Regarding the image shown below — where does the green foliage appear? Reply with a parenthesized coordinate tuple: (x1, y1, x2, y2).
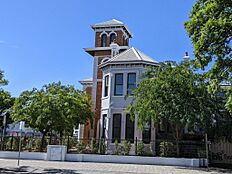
(11, 82, 93, 138)
(90, 138, 98, 154)
(185, 0, 232, 111)
(0, 69, 8, 86)
(137, 141, 144, 156)
(127, 62, 222, 155)
(6, 137, 19, 151)
(99, 139, 106, 154)
(0, 90, 14, 129)
(114, 140, 121, 155)
(121, 140, 131, 155)
(159, 141, 175, 157)
(76, 140, 86, 153)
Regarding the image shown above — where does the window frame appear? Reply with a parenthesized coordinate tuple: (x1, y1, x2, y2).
(101, 34, 107, 47)
(102, 114, 107, 138)
(114, 73, 124, 96)
(125, 114, 135, 143)
(112, 113, 121, 143)
(110, 33, 116, 44)
(127, 73, 136, 95)
(104, 75, 109, 97)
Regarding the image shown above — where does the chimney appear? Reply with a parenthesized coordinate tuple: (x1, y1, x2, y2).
(110, 40, 119, 57)
(183, 52, 190, 62)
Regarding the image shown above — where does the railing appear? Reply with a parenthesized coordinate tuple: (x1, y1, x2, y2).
(0, 135, 207, 158)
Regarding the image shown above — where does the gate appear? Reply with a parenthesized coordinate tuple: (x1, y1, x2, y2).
(209, 139, 232, 168)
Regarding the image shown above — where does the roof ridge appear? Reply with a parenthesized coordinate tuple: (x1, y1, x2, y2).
(132, 47, 142, 60)
(108, 47, 132, 62)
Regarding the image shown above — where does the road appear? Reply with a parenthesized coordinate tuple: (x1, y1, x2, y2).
(0, 159, 231, 174)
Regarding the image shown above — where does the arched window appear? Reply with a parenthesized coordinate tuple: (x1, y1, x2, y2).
(110, 33, 116, 44)
(101, 34, 107, 47)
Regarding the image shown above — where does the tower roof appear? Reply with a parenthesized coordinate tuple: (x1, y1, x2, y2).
(91, 19, 132, 38)
(99, 47, 159, 68)
(92, 19, 124, 27)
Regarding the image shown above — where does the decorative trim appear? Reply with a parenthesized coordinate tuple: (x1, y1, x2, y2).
(100, 31, 109, 37)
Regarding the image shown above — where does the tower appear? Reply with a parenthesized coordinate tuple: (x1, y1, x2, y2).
(84, 19, 132, 138)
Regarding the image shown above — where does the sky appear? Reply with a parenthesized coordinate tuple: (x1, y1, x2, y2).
(0, 0, 196, 97)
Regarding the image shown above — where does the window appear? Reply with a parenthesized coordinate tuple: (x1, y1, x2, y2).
(101, 34, 107, 47)
(125, 114, 134, 143)
(110, 33, 116, 44)
(102, 114, 107, 138)
(104, 75, 109, 97)
(142, 121, 151, 144)
(114, 73, 123, 96)
(127, 73, 136, 95)
(112, 114, 121, 143)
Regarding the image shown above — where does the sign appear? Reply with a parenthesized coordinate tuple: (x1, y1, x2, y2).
(19, 121, 25, 131)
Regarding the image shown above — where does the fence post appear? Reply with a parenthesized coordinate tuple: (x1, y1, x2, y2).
(67, 136, 70, 153)
(205, 133, 209, 169)
(10, 134, 13, 150)
(135, 137, 137, 155)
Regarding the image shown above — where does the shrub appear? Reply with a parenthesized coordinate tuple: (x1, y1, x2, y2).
(6, 137, 19, 151)
(114, 140, 121, 155)
(99, 139, 106, 154)
(76, 140, 86, 153)
(121, 140, 131, 155)
(137, 141, 144, 156)
(159, 141, 175, 157)
(90, 138, 98, 154)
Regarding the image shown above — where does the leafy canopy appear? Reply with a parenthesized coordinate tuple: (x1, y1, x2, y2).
(12, 82, 93, 135)
(185, 0, 232, 111)
(127, 62, 219, 135)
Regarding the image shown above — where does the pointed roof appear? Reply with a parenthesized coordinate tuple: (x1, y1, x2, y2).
(99, 47, 159, 68)
(92, 19, 124, 28)
(91, 19, 132, 38)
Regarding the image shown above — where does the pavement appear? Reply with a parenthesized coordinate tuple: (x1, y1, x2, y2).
(0, 159, 231, 174)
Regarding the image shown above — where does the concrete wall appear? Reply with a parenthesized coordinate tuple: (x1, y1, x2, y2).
(65, 154, 205, 167)
(0, 151, 206, 167)
(0, 151, 46, 160)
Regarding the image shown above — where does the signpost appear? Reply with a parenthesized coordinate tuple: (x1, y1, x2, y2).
(17, 121, 25, 166)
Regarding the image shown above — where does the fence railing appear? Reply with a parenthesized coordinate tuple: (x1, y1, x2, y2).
(0, 135, 207, 158)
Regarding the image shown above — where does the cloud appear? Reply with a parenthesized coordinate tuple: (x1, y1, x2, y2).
(0, 40, 18, 48)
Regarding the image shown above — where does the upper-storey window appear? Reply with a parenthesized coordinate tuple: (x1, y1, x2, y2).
(101, 34, 107, 47)
(110, 33, 116, 44)
(114, 73, 123, 96)
(127, 73, 136, 95)
(104, 75, 109, 97)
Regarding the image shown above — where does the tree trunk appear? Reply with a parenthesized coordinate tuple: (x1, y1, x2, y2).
(173, 123, 183, 157)
(40, 133, 45, 152)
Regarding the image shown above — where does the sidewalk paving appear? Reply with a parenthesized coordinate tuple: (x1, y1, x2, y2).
(0, 159, 231, 174)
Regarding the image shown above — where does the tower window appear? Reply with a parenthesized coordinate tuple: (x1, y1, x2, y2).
(110, 33, 116, 44)
(114, 73, 123, 96)
(101, 34, 107, 47)
(104, 75, 109, 97)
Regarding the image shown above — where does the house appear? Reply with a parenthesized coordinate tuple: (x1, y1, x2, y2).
(79, 19, 160, 150)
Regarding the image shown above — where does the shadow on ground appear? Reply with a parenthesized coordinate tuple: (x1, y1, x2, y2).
(0, 166, 81, 174)
(175, 166, 232, 173)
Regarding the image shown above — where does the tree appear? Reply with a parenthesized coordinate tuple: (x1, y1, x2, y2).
(12, 82, 93, 150)
(127, 62, 220, 156)
(0, 70, 8, 86)
(0, 90, 14, 134)
(185, 0, 232, 111)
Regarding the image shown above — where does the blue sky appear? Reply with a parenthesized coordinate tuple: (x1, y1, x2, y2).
(0, 0, 196, 96)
